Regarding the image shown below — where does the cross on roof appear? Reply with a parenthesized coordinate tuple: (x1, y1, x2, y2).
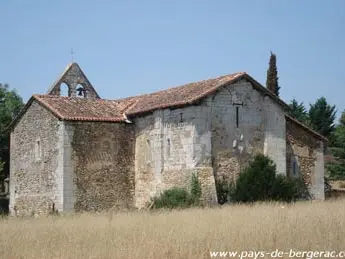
(71, 48, 74, 62)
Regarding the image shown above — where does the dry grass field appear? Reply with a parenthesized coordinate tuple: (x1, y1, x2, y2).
(0, 200, 344, 259)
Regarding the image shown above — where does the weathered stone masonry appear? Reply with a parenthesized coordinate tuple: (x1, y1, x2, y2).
(9, 64, 327, 216)
(10, 113, 136, 215)
(66, 122, 135, 211)
(134, 100, 216, 208)
(10, 101, 61, 216)
(47, 63, 99, 98)
(286, 118, 325, 199)
(210, 80, 286, 188)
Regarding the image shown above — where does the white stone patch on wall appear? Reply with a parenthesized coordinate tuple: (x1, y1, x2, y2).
(311, 141, 325, 200)
(9, 133, 16, 214)
(62, 123, 76, 212)
(263, 95, 287, 175)
(54, 121, 65, 212)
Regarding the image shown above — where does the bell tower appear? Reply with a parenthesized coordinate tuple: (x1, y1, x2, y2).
(46, 63, 100, 99)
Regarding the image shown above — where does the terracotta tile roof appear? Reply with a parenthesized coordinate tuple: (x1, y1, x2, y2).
(118, 72, 247, 116)
(22, 72, 253, 124)
(33, 94, 129, 122)
(10, 71, 326, 145)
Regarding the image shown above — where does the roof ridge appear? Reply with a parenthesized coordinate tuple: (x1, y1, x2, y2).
(285, 114, 328, 142)
(34, 94, 122, 103)
(113, 72, 247, 102)
(187, 72, 246, 104)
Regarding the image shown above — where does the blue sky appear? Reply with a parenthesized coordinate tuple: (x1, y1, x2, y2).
(1, 1, 344, 117)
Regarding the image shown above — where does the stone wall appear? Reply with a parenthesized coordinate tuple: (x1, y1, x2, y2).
(210, 80, 286, 185)
(263, 96, 287, 175)
(286, 118, 325, 199)
(10, 101, 62, 216)
(65, 121, 135, 212)
(10, 101, 136, 215)
(134, 79, 288, 207)
(134, 102, 217, 208)
(12, 79, 319, 215)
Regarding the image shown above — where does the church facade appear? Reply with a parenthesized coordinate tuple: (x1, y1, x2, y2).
(9, 63, 327, 216)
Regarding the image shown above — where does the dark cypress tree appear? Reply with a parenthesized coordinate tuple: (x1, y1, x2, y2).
(308, 97, 336, 138)
(266, 51, 280, 96)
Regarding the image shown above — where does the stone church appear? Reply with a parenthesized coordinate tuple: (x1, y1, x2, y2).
(9, 63, 327, 216)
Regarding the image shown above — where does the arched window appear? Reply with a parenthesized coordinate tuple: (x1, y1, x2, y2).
(60, 83, 70, 97)
(76, 84, 86, 98)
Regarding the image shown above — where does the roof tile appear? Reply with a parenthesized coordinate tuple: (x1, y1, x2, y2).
(34, 95, 128, 122)
(10, 71, 327, 143)
(34, 72, 246, 122)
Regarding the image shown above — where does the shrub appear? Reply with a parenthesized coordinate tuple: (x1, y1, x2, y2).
(152, 173, 202, 209)
(324, 176, 332, 193)
(190, 173, 202, 205)
(292, 176, 312, 200)
(0, 197, 9, 215)
(271, 175, 300, 202)
(215, 179, 235, 204)
(152, 188, 192, 209)
(230, 154, 310, 203)
(231, 154, 276, 202)
(215, 179, 229, 204)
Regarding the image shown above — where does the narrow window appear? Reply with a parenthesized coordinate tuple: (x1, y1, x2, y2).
(292, 159, 299, 176)
(167, 138, 171, 158)
(180, 113, 183, 123)
(145, 139, 151, 162)
(35, 139, 41, 161)
(236, 106, 239, 128)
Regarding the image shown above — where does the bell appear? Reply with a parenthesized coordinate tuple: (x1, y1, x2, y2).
(76, 87, 84, 96)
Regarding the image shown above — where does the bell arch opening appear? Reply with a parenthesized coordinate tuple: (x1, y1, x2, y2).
(60, 83, 70, 97)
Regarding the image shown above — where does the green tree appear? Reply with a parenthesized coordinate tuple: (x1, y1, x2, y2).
(288, 98, 309, 124)
(308, 97, 336, 138)
(327, 110, 345, 180)
(230, 154, 310, 202)
(266, 51, 280, 96)
(231, 154, 276, 202)
(0, 83, 24, 181)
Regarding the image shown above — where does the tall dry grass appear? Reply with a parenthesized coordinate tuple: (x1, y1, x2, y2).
(0, 200, 344, 259)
